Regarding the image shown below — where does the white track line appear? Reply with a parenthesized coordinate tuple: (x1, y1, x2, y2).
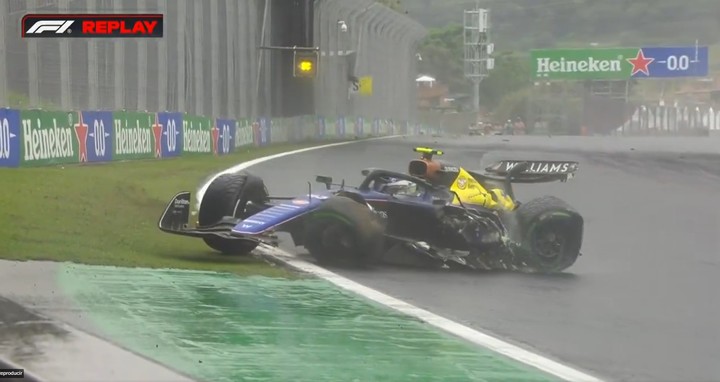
(196, 136, 605, 382)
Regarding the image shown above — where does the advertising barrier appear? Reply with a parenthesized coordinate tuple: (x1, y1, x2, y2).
(21, 109, 80, 166)
(335, 117, 346, 137)
(183, 114, 213, 155)
(0, 108, 431, 168)
(317, 116, 326, 139)
(0, 108, 21, 168)
(113, 110, 156, 161)
(81, 111, 114, 163)
(235, 119, 254, 148)
(157, 112, 183, 158)
(215, 118, 235, 155)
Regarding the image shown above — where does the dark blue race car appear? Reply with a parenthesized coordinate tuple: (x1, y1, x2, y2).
(158, 148, 584, 273)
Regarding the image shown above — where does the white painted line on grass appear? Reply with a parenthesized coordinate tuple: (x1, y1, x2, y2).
(196, 135, 605, 382)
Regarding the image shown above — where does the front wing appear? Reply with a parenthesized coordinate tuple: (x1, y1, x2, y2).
(157, 191, 278, 245)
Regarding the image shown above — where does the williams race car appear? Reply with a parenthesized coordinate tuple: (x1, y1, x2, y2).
(158, 147, 584, 273)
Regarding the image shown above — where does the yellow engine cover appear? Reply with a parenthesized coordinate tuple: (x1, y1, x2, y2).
(448, 168, 516, 211)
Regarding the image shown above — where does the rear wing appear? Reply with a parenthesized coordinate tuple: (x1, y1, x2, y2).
(484, 160, 578, 183)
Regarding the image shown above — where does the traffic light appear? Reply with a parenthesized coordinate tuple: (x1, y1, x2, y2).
(293, 50, 318, 78)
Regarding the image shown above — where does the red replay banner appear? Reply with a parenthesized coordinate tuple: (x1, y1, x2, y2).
(21, 14, 163, 38)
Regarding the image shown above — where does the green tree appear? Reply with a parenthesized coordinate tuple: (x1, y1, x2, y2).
(416, 24, 535, 110)
(478, 52, 531, 108)
(493, 87, 532, 122)
(417, 24, 467, 93)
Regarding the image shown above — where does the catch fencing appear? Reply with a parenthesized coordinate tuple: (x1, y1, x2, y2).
(1, 0, 260, 118)
(0, 0, 429, 142)
(616, 104, 720, 135)
(313, 0, 426, 124)
(527, 81, 720, 136)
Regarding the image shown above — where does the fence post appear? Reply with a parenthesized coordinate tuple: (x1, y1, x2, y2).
(0, 1, 7, 107)
(157, 0, 167, 111)
(112, 0, 125, 110)
(137, 0, 148, 111)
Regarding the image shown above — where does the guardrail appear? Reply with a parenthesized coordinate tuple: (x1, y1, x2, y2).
(616, 104, 720, 135)
(0, 108, 441, 168)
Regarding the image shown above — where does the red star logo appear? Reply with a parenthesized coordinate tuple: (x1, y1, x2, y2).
(73, 112, 88, 163)
(211, 124, 220, 155)
(151, 114, 163, 159)
(627, 49, 654, 76)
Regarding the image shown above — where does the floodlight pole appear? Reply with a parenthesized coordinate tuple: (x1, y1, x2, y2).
(463, 2, 493, 114)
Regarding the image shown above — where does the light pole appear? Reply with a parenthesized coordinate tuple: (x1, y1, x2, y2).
(463, 3, 493, 115)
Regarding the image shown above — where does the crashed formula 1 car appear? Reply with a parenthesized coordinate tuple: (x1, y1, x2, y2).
(158, 147, 584, 273)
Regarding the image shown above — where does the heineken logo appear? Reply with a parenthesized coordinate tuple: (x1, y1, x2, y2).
(531, 48, 659, 80)
(184, 120, 211, 153)
(114, 118, 152, 155)
(536, 56, 623, 76)
(22, 117, 74, 161)
(235, 123, 253, 147)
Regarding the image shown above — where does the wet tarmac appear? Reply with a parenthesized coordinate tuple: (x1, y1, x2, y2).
(0, 262, 195, 382)
(248, 135, 720, 381)
(2, 134, 719, 381)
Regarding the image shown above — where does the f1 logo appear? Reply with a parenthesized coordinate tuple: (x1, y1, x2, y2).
(22, 14, 163, 38)
(25, 20, 74, 35)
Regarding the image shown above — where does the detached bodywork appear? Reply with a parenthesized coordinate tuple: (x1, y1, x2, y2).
(159, 147, 584, 273)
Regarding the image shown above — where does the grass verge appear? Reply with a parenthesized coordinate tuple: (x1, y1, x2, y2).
(0, 142, 348, 277)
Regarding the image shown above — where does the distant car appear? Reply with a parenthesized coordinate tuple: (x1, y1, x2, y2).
(158, 147, 584, 273)
(468, 125, 484, 136)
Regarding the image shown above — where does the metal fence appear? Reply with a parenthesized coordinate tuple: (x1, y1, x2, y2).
(617, 104, 720, 135)
(0, 0, 425, 125)
(2, 0, 260, 119)
(314, 0, 426, 123)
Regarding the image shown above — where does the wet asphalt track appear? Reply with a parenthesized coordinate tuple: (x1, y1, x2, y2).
(249, 135, 720, 382)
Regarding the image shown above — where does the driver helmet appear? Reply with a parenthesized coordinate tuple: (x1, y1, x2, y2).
(383, 179, 417, 195)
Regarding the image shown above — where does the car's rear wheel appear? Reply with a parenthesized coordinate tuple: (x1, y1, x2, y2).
(512, 196, 583, 273)
(198, 172, 268, 255)
(303, 196, 384, 267)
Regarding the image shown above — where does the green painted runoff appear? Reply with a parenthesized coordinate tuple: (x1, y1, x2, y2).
(60, 263, 558, 382)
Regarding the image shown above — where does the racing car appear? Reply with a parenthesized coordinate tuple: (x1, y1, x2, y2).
(158, 147, 584, 273)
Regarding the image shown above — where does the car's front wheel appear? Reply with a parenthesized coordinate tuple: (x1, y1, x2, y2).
(198, 172, 268, 255)
(303, 196, 385, 267)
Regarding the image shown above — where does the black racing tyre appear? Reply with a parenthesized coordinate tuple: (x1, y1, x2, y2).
(513, 196, 583, 273)
(198, 172, 268, 255)
(303, 196, 385, 268)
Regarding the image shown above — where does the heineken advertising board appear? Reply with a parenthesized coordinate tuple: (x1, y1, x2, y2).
(183, 114, 213, 155)
(0, 108, 21, 167)
(0, 107, 420, 168)
(113, 111, 156, 160)
(235, 119, 254, 148)
(20, 110, 80, 166)
(530, 46, 709, 80)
